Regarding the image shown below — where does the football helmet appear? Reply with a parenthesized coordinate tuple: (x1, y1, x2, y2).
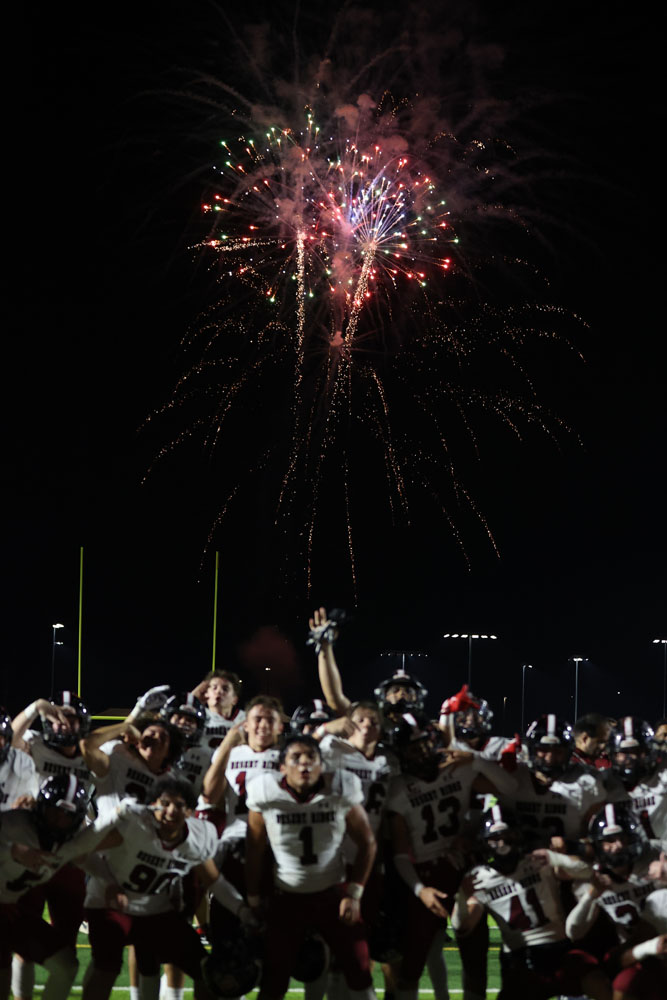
(609, 717, 654, 788)
(42, 691, 90, 748)
(589, 802, 644, 875)
(391, 711, 443, 781)
(291, 933, 329, 982)
(0, 708, 12, 764)
(201, 930, 262, 998)
(525, 714, 573, 779)
(290, 699, 334, 736)
(481, 804, 525, 875)
(35, 774, 90, 846)
(375, 669, 427, 716)
(160, 692, 206, 748)
(440, 684, 493, 742)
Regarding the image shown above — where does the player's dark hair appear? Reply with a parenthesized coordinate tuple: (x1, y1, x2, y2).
(202, 669, 242, 697)
(134, 717, 183, 766)
(654, 717, 667, 730)
(151, 774, 197, 811)
(573, 712, 607, 738)
(279, 734, 322, 765)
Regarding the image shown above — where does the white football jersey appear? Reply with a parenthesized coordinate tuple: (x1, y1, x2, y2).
(219, 744, 280, 841)
(643, 888, 667, 933)
(203, 707, 246, 755)
(93, 744, 166, 823)
(0, 809, 76, 902)
(469, 855, 567, 950)
(0, 747, 38, 809)
(319, 735, 398, 836)
(501, 763, 606, 842)
(573, 846, 662, 943)
(24, 729, 93, 787)
(386, 763, 478, 863)
(626, 770, 667, 840)
(246, 769, 364, 893)
(85, 801, 218, 916)
(173, 745, 212, 797)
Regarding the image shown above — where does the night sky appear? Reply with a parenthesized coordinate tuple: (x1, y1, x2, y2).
(5, 2, 664, 732)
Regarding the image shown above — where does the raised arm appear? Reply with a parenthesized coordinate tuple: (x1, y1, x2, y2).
(201, 721, 245, 804)
(310, 607, 350, 714)
(11, 698, 69, 750)
(79, 721, 139, 778)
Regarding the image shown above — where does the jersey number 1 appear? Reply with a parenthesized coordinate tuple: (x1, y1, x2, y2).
(298, 825, 319, 865)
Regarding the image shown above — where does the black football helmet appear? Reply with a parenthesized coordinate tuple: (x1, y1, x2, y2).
(481, 804, 525, 875)
(375, 669, 427, 717)
(525, 714, 574, 779)
(589, 802, 645, 875)
(392, 711, 443, 782)
(440, 685, 493, 742)
(0, 708, 12, 764)
(290, 699, 334, 736)
(160, 692, 206, 748)
(609, 717, 654, 788)
(42, 691, 90, 749)
(291, 933, 329, 983)
(201, 929, 262, 998)
(35, 774, 90, 846)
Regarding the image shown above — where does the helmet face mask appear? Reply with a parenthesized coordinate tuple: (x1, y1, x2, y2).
(35, 775, 89, 846)
(42, 692, 90, 750)
(454, 702, 493, 742)
(609, 718, 655, 788)
(375, 671, 427, 718)
(160, 693, 205, 749)
(482, 806, 524, 875)
(525, 715, 573, 780)
(393, 713, 442, 781)
(589, 803, 644, 877)
(290, 700, 333, 736)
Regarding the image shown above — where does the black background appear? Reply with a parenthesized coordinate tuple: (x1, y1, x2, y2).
(4, 1, 664, 731)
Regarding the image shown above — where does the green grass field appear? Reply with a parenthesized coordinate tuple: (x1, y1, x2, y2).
(32, 926, 505, 997)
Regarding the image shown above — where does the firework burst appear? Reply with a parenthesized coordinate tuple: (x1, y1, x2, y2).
(145, 10, 583, 598)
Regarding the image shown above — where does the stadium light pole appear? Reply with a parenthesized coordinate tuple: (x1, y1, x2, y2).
(51, 623, 64, 698)
(654, 639, 667, 717)
(442, 634, 497, 689)
(569, 656, 586, 722)
(521, 664, 532, 735)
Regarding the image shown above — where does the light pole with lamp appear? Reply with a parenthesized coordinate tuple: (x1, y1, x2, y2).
(51, 623, 64, 698)
(521, 664, 532, 735)
(654, 639, 667, 717)
(442, 634, 497, 689)
(569, 656, 587, 722)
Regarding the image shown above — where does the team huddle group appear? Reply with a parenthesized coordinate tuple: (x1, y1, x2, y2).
(2, 608, 667, 1000)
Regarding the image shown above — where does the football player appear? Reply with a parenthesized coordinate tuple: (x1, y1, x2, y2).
(567, 802, 666, 998)
(0, 774, 106, 1000)
(605, 717, 667, 841)
(502, 714, 609, 849)
(385, 713, 514, 1000)
(245, 734, 377, 1000)
(80, 774, 248, 1000)
(192, 670, 246, 755)
(452, 804, 611, 1000)
(0, 708, 37, 810)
